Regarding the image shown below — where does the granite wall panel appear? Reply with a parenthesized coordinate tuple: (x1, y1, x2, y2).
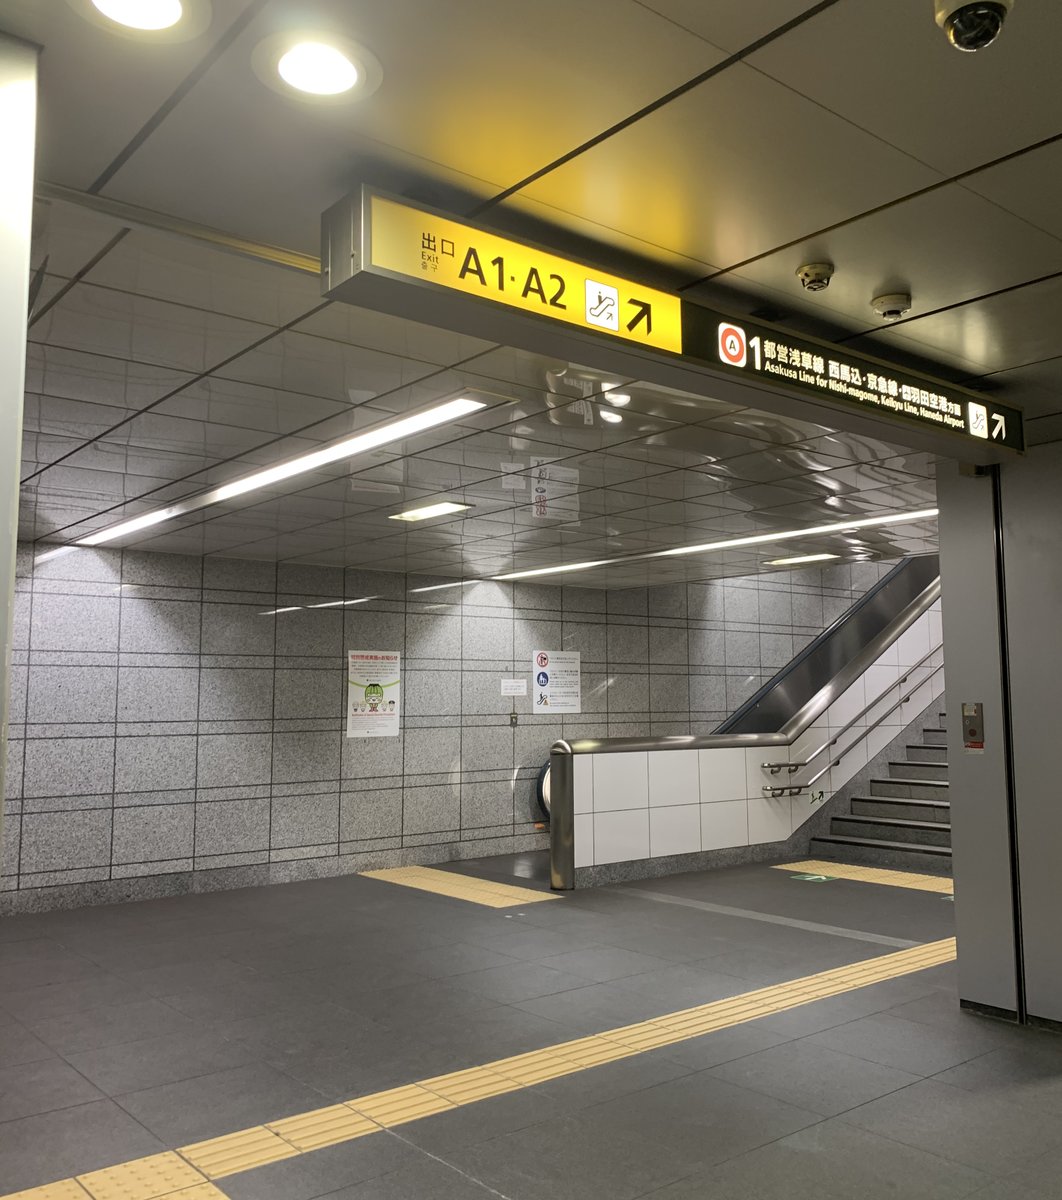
(1, 544, 893, 909)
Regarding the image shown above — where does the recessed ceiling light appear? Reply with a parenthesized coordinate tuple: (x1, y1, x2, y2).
(260, 606, 302, 616)
(72, 0, 212, 39)
(76, 397, 484, 547)
(91, 0, 183, 28)
(253, 31, 383, 103)
(599, 410, 623, 425)
(605, 393, 631, 407)
(306, 597, 377, 608)
(766, 553, 841, 566)
(389, 502, 470, 523)
(278, 41, 359, 95)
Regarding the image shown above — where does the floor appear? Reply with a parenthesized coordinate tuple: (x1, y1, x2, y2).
(0, 856, 1060, 1200)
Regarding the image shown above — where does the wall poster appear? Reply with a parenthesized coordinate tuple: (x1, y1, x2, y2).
(531, 649, 581, 713)
(347, 651, 401, 737)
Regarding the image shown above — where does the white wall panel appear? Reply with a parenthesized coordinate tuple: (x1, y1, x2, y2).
(594, 809, 650, 865)
(649, 804, 701, 858)
(698, 747, 747, 803)
(592, 753, 648, 812)
(648, 749, 698, 808)
(701, 799, 748, 851)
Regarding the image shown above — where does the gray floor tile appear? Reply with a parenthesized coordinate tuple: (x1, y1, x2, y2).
(933, 1041, 1062, 1115)
(114, 1061, 328, 1144)
(707, 1038, 920, 1116)
(28, 997, 199, 1055)
(534, 1049, 694, 1112)
(0, 1057, 104, 1122)
(1007, 1147, 1062, 1198)
(116, 956, 263, 997)
(158, 974, 317, 1022)
(513, 981, 673, 1034)
(840, 1077, 1062, 1177)
(639, 1116, 990, 1200)
(806, 1012, 1026, 1077)
(610, 962, 751, 1008)
(445, 961, 589, 1005)
(537, 945, 676, 982)
(308, 1155, 503, 1199)
(576, 1070, 821, 1170)
(403, 942, 519, 978)
(0, 1098, 164, 1194)
(219, 1131, 418, 1200)
(0, 972, 153, 1022)
(755, 975, 944, 1038)
(0, 1020, 58, 1068)
(444, 1112, 700, 1200)
(66, 1028, 260, 1095)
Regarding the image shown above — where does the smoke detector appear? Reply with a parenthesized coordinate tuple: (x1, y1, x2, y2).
(796, 263, 834, 292)
(871, 292, 912, 321)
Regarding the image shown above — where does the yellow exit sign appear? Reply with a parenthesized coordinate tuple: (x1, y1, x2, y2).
(368, 195, 683, 355)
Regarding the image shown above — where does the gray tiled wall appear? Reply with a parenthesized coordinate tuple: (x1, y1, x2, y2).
(1, 543, 893, 910)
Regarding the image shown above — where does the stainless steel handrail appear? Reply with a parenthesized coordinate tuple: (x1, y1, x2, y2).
(761, 641, 944, 776)
(760, 652, 943, 798)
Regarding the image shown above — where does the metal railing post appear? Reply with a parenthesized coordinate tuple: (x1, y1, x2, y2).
(549, 741, 575, 891)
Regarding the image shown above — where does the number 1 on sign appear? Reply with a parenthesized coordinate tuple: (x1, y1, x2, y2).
(749, 336, 762, 370)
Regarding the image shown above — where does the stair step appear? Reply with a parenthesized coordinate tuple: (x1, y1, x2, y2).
(871, 777, 949, 800)
(888, 760, 948, 781)
(851, 796, 951, 823)
(906, 743, 947, 763)
(808, 835, 953, 874)
(922, 728, 948, 746)
(832, 815, 952, 847)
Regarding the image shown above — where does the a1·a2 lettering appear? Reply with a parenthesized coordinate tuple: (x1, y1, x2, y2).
(458, 246, 566, 310)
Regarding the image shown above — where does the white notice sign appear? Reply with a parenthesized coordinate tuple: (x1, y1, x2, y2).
(501, 678, 527, 696)
(532, 649, 581, 714)
(347, 651, 400, 738)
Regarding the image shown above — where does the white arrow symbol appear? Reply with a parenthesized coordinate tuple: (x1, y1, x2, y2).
(992, 413, 1006, 440)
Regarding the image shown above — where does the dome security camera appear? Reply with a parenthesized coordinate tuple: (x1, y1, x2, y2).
(934, 0, 1014, 52)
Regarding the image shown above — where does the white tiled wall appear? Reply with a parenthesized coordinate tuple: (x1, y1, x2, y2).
(572, 602, 944, 870)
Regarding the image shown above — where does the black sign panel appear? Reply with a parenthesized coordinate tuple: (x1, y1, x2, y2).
(682, 304, 1024, 452)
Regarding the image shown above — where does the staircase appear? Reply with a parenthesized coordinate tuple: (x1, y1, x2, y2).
(808, 710, 951, 873)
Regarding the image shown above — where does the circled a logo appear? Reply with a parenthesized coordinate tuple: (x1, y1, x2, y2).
(718, 322, 748, 368)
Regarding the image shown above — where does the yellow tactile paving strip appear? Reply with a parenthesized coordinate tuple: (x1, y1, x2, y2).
(360, 865, 558, 907)
(1, 936, 955, 1200)
(775, 859, 954, 895)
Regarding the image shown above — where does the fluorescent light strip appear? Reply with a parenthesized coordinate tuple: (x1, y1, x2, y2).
(490, 508, 938, 582)
(409, 580, 480, 593)
(651, 508, 939, 559)
(76, 398, 485, 547)
(767, 553, 840, 566)
(307, 597, 377, 608)
(389, 502, 469, 522)
(493, 560, 614, 581)
(260, 606, 302, 615)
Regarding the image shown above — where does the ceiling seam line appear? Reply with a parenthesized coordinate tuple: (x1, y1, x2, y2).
(680, 129, 1062, 289)
(28, 341, 509, 542)
(466, 0, 844, 216)
(28, 229, 131, 327)
(20, 299, 334, 485)
(86, 0, 271, 195)
(836, 267, 1062, 342)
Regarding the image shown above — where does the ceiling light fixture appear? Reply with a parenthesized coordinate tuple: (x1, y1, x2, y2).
(260, 606, 302, 616)
(306, 597, 377, 608)
(492, 507, 938, 582)
(91, 0, 183, 28)
(599, 410, 623, 425)
(253, 31, 383, 103)
(409, 580, 480, 593)
(76, 397, 485, 547)
(389, 502, 470, 523)
(604, 393, 631, 407)
(278, 42, 359, 94)
(650, 508, 939, 559)
(766, 553, 841, 566)
(493, 560, 615, 581)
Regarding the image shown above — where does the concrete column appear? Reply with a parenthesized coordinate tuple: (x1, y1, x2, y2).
(0, 36, 37, 858)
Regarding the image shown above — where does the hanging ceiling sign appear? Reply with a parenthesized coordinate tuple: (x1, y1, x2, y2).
(682, 305, 1025, 452)
(362, 192, 683, 354)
